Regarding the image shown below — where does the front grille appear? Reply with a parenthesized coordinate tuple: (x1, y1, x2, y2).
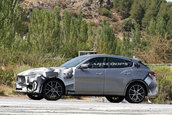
(17, 76, 26, 84)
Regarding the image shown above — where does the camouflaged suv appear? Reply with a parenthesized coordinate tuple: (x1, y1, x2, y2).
(16, 54, 158, 103)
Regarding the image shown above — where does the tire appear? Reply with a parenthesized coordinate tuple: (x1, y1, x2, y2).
(125, 83, 146, 103)
(43, 79, 64, 101)
(106, 96, 124, 103)
(27, 94, 43, 100)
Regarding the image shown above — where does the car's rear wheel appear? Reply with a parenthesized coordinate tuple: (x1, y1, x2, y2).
(27, 94, 43, 100)
(106, 96, 124, 103)
(43, 79, 64, 101)
(125, 83, 146, 103)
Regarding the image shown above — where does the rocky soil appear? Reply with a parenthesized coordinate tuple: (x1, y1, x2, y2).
(20, 0, 114, 18)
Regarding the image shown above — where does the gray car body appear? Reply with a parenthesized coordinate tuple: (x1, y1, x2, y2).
(16, 54, 158, 97)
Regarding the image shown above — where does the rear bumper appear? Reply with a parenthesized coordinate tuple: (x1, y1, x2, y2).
(144, 76, 158, 96)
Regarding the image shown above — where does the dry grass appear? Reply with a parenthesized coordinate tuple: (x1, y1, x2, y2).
(134, 34, 172, 63)
(0, 85, 14, 95)
(0, 86, 5, 95)
(15, 65, 32, 74)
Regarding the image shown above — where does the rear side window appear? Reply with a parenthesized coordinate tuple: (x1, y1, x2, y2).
(108, 57, 133, 68)
(84, 57, 107, 68)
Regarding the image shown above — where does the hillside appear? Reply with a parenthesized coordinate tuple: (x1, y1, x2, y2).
(20, 0, 121, 26)
(5, 0, 171, 63)
(20, 0, 113, 17)
(0, 0, 170, 62)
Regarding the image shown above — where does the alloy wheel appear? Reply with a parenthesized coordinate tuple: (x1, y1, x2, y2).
(126, 83, 146, 103)
(43, 80, 64, 100)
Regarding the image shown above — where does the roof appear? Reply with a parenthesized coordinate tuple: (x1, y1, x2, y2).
(80, 54, 139, 61)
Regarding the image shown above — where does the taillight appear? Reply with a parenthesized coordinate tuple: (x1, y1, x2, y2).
(149, 72, 156, 76)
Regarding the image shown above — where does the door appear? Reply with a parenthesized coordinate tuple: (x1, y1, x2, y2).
(74, 57, 107, 95)
(104, 57, 134, 95)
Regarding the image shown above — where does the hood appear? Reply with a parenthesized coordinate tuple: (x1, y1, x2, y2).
(18, 67, 63, 76)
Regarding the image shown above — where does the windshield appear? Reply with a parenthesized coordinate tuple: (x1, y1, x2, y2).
(61, 56, 88, 68)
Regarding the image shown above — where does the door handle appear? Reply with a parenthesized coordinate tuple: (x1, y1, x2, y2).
(96, 72, 103, 75)
(124, 72, 131, 75)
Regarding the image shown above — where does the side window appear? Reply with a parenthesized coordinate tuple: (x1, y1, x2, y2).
(108, 57, 133, 68)
(84, 57, 107, 69)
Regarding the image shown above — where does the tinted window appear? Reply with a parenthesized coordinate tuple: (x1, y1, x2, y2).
(84, 57, 107, 68)
(61, 56, 87, 68)
(108, 57, 133, 68)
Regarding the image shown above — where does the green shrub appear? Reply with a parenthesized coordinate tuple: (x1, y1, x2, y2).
(0, 86, 5, 95)
(100, 8, 112, 18)
(11, 89, 18, 95)
(149, 66, 172, 104)
(121, 18, 136, 32)
(15, 65, 32, 75)
(0, 68, 14, 86)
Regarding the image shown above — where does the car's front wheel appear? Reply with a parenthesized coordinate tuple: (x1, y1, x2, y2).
(106, 96, 124, 103)
(125, 83, 146, 103)
(27, 94, 43, 100)
(43, 79, 64, 101)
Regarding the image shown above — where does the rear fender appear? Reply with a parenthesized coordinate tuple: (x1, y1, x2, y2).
(123, 80, 149, 96)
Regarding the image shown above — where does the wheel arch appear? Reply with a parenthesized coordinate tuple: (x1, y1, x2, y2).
(41, 77, 66, 95)
(124, 80, 149, 96)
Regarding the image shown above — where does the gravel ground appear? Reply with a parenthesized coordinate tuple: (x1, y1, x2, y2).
(0, 97, 172, 115)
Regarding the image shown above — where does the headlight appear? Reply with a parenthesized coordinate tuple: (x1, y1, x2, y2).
(17, 76, 26, 84)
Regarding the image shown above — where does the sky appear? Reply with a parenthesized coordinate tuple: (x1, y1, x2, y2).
(166, 0, 172, 2)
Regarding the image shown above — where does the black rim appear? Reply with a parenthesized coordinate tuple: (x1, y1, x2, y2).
(44, 81, 63, 99)
(129, 84, 145, 102)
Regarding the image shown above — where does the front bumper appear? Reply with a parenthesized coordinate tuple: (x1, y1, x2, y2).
(144, 75, 158, 96)
(16, 75, 44, 94)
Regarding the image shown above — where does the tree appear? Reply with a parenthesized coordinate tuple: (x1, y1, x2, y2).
(96, 20, 120, 55)
(62, 10, 72, 43)
(80, 20, 88, 42)
(0, 0, 24, 50)
(157, 2, 172, 36)
(121, 18, 136, 32)
(146, 18, 156, 35)
(122, 33, 132, 57)
(130, 0, 145, 25)
(142, 0, 164, 28)
(131, 24, 141, 50)
(146, 17, 167, 36)
(155, 17, 166, 36)
(28, 8, 62, 54)
(157, 1, 170, 22)
(166, 4, 172, 35)
(121, 23, 141, 57)
(113, 0, 134, 18)
(60, 12, 90, 58)
(52, 7, 61, 54)
(87, 22, 96, 51)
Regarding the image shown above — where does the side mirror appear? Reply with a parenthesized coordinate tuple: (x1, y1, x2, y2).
(134, 63, 140, 68)
(79, 64, 89, 69)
